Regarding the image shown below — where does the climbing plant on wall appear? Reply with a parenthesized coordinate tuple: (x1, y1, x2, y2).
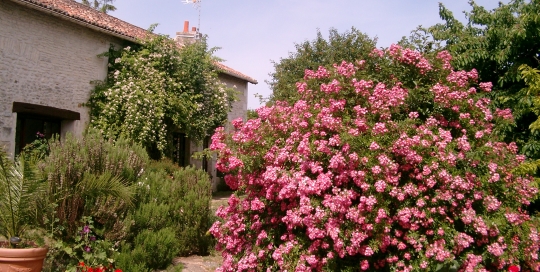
(88, 31, 235, 159)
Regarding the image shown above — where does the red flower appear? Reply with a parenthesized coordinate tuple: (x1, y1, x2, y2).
(114, 270, 122, 272)
(508, 265, 520, 272)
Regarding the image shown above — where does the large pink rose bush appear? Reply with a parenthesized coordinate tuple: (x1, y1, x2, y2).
(209, 45, 540, 271)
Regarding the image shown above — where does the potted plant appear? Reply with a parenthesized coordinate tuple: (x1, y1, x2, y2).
(0, 149, 48, 272)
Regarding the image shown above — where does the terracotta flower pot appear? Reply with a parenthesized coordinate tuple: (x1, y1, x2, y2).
(0, 247, 48, 272)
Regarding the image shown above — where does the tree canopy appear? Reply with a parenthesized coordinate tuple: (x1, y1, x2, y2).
(427, 0, 540, 160)
(268, 28, 377, 105)
(80, 0, 116, 13)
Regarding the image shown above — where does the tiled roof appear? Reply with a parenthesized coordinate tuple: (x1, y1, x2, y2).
(215, 62, 258, 84)
(9, 0, 257, 84)
(11, 0, 148, 41)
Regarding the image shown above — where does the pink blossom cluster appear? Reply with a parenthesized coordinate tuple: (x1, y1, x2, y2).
(210, 46, 540, 271)
(386, 44, 433, 74)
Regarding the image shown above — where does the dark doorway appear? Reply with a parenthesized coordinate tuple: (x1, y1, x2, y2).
(202, 136, 210, 172)
(173, 133, 190, 167)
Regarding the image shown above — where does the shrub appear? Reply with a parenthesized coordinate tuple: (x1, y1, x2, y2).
(210, 45, 540, 271)
(38, 128, 148, 239)
(146, 157, 183, 176)
(172, 167, 213, 255)
(131, 202, 170, 231)
(121, 169, 171, 245)
(115, 246, 149, 272)
(119, 164, 213, 268)
(133, 228, 179, 269)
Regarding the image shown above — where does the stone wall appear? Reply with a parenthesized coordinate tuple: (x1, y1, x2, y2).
(0, 0, 121, 156)
(219, 73, 249, 125)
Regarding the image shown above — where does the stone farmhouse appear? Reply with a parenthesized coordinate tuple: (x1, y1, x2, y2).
(0, 0, 257, 189)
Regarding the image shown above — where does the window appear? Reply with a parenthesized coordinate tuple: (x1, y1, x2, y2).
(12, 102, 80, 155)
(15, 114, 60, 154)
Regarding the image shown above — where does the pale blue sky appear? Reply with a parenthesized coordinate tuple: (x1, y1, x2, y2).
(109, 0, 505, 109)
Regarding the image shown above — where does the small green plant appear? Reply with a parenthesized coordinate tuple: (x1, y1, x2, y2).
(114, 249, 148, 272)
(22, 131, 50, 160)
(65, 217, 120, 271)
(44, 216, 122, 272)
(146, 158, 182, 176)
(0, 149, 44, 247)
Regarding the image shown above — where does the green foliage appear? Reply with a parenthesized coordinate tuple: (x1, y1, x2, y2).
(88, 32, 235, 159)
(22, 135, 50, 161)
(247, 109, 259, 120)
(518, 64, 540, 212)
(146, 157, 183, 176)
(45, 207, 121, 271)
(119, 164, 213, 268)
(132, 228, 179, 269)
(521, 65, 540, 132)
(172, 167, 213, 255)
(51, 216, 120, 271)
(427, 0, 540, 160)
(268, 27, 377, 104)
(116, 226, 182, 271)
(132, 202, 170, 231)
(115, 248, 149, 272)
(429, 0, 540, 87)
(0, 150, 44, 241)
(79, 0, 116, 13)
(398, 26, 443, 54)
(38, 128, 148, 240)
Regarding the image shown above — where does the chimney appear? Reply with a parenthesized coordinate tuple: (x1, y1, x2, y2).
(176, 20, 200, 46)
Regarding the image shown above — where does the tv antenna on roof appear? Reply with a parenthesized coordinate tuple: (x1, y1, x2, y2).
(182, 0, 202, 32)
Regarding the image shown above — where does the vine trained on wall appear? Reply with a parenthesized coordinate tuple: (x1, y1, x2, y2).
(88, 30, 235, 158)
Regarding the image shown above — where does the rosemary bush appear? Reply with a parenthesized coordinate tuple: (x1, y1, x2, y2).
(39, 128, 148, 239)
(119, 163, 213, 270)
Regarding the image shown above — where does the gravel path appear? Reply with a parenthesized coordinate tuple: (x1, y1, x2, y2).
(173, 255, 221, 272)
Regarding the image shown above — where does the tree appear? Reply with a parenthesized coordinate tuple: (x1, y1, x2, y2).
(80, 0, 117, 13)
(427, 0, 540, 161)
(268, 28, 377, 105)
(88, 32, 235, 159)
